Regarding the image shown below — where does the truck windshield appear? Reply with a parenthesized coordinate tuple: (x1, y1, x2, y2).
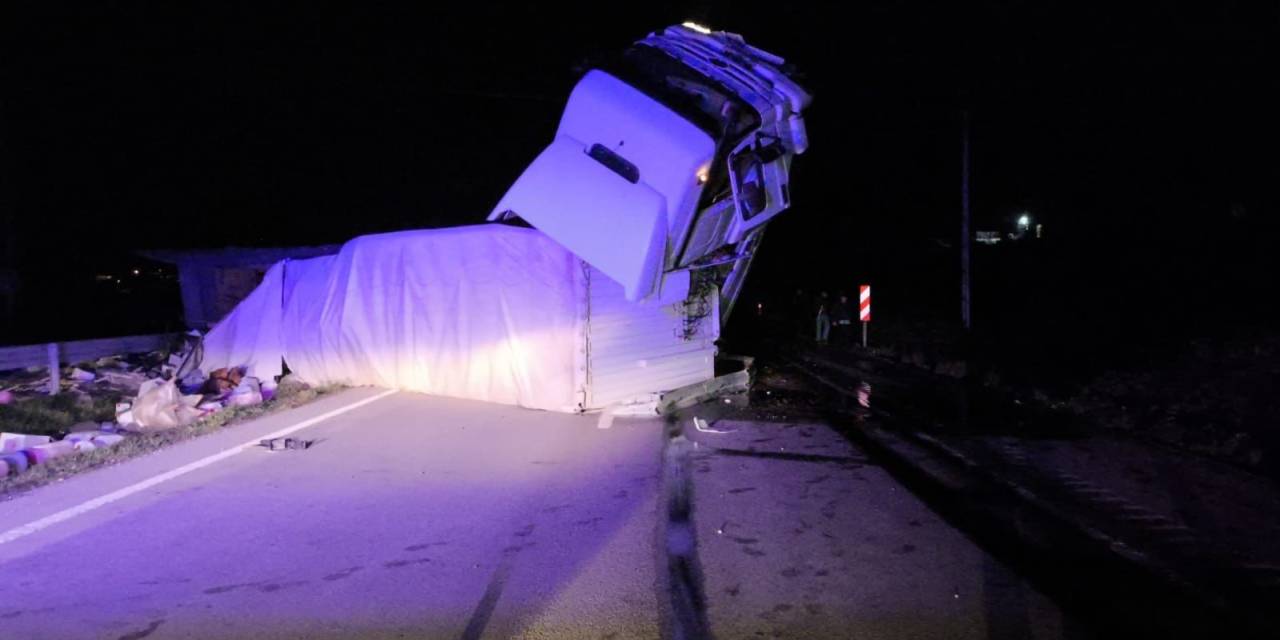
(602, 45, 760, 147)
(599, 44, 761, 208)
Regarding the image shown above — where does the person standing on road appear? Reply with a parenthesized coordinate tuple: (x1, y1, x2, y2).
(831, 293, 853, 345)
(814, 291, 831, 344)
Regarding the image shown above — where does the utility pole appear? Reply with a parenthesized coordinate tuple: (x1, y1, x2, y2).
(960, 110, 972, 331)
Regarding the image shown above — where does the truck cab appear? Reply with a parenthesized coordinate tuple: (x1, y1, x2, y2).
(489, 23, 810, 324)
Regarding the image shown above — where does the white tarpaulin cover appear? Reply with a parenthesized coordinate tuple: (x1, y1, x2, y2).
(202, 225, 582, 412)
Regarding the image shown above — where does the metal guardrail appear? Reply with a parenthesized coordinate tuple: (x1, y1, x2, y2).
(0, 333, 179, 395)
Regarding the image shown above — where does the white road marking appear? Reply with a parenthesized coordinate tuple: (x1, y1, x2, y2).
(0, 388, 398, 546)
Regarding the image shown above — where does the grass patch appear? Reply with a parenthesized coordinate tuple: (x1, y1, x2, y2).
(0, 393, 118, 437)
(1, 384, 344, 499)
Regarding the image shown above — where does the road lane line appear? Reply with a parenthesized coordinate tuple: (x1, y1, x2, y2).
(0, 388, 398, 546)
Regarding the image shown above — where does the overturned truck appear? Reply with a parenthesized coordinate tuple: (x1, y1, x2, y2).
(201, 23, 811, 413)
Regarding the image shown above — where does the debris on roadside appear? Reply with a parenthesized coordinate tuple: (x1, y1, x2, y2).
(1, 425, 125, 477)
(98, 369, 148, 395)
(127, 379, 204, 431)
(24, 440, 76, 464)
(90, 433, 125, 447)
(259, 437, 313, 451)
(0, 451, 28, 475)
(115, 402, 135, 427)
(693, 416, 736, 434)
(2, 432, 53, 452)
(259, 378, 277, 402)
(197, 400, 224, 412)
(226, 376, 263, 407)
(180, 368, 205, 390)
(1, 329, 305, 481)
(201, 367, 244, 396)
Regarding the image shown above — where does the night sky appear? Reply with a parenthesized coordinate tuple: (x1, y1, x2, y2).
(2, 2, 1276, 349)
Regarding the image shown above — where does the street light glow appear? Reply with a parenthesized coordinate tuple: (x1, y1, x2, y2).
(1018, 214, 1030, 228)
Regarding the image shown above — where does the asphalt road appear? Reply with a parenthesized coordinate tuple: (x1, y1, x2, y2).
(1, 387, 1088, 639)
(683, 413, 1091, 639)
(1, 389, 665, 639)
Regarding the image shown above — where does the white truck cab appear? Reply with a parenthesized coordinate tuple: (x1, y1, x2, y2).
(490, 23, 811, 324)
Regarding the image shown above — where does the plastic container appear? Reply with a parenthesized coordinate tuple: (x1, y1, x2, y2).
(2, 433, 53, 453)
(1, 451, 30, 474)
(24, 440, 75, 465)
(92, 434, 126, 448)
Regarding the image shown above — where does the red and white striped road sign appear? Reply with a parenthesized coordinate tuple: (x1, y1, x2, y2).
(859, 285, 871, 322)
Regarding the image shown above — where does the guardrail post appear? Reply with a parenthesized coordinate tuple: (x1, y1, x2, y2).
(46, 342, 60, 395)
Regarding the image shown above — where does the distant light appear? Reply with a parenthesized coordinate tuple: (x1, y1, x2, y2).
(132, 269, 140, 276)
(682, 21, 712, 34)
(1018, 214, 1030, 228)
(976, 231, 1001, 245)
(696, 166, 710, 184)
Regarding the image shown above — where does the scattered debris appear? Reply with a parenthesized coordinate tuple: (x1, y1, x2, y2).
(25, 440, 75, 464)
(1, 376, 52, 395)
(597, 404, 617, 430)
(693, 417, 737, 434)
(129, 379, 203, 431)
(1, 451, 28, 474)
(0, 330, 295, 481)
(99, 369, 148, 394)
(1, 428, 125, 477)
(91, 433, 125, 447)
(226, 377, 263, 407)
(180, 368, 206, 390)
(201, 367, 245, 396)
(2, 432, 53, 452)
(259, 437, 313, 451)
(173, 330, 204, 381)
